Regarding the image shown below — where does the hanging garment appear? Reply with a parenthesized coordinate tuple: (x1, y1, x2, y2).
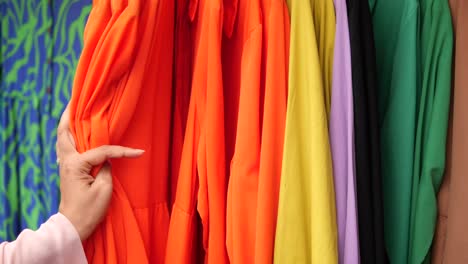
(165, 0, 229, 262)
(407, 0, 453, 262)
(369, 0, 420, 262)
(432, 0, 468, 262)
(254, 0, 289, 263)
(316, 0, 336, 116)
(346, 0, 387, 262)
(170, 0, 194, 208)
(223, 0, 262, 263)
(329, 0, 359, 262)
(274, 0, 338, 262)
(0, 0, 91, 242)
(69, 1, 175, 263)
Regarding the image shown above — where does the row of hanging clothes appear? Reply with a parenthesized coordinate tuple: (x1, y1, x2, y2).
(65, 0, 467, 263)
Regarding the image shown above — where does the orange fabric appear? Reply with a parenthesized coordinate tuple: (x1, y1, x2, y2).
(69, 1, 175, 263)
(255, 0, 289, 263)
(165, 0, 229, 263)
(223, 0, 262, 263)
(170, 0, 194, 208)
(223, 0, 289, 262)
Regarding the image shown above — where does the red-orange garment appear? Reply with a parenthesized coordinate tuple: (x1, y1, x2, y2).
(69, 0, 175, 263)
(170, 0, 194, 208)
(222, 0, 262, 263)
(223, 0, 289, 262)
(164, 0, 229, 263)
(254, 0, 289, 263)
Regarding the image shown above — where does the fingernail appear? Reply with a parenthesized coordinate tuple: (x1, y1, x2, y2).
(134, 149, 145, 154)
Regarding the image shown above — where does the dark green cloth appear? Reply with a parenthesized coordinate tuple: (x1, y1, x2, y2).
(409, 0, 453, 263)
(369, 0, 420, 263)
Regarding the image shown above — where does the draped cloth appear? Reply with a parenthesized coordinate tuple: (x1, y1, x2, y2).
(69, 1, 174, 263)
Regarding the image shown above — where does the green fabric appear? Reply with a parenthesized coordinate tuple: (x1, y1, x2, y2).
(0, 0, 91, 241)
(369, 0, 420, 263)
(408, 0, 453, 263)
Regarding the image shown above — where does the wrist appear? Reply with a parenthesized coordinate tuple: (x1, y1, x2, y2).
(59, 204, 91, 241)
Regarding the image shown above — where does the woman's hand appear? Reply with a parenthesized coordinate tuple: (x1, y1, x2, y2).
(55, 105, 144, 241)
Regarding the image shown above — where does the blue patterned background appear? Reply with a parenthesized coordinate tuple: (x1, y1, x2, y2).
(0, 0, 91, 241)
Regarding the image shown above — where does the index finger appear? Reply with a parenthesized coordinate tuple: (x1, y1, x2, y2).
(81, 145, 145, 166)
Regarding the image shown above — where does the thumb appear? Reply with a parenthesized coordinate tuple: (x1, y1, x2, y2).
(91, 163, 113, 192)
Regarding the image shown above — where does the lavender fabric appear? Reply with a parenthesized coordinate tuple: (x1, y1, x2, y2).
(329, 0, 360, 263)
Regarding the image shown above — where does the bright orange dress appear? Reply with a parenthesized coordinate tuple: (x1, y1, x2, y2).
(223, 0, 289, 262)
(254, 0, 289, 263)
(165, 0, 229, 263)
(170, 0, 194, 208)
(222, 0, 262, 263)
(69, 0, 175, 263)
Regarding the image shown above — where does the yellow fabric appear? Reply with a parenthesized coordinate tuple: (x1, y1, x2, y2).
(313, 0, 336, 115)
(274, 0, 337, 263)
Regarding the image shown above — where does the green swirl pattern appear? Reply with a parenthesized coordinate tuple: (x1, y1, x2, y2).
(0, 0, 91, 241)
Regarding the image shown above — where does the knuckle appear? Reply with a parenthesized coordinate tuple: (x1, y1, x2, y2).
(60, 160, 73, 175)
(60, 154, 81, 173)
(101, 180, 113, 190)
(101, 144, 111, 150)
(57, 128, 66, 137)
(100, 145, 111, 154)
(118, 149, 125, 157)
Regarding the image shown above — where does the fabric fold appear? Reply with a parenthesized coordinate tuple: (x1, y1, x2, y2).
(69, 1, 175, 263)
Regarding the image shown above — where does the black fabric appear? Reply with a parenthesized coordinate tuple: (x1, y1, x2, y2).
(346, 0, 388, 263)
